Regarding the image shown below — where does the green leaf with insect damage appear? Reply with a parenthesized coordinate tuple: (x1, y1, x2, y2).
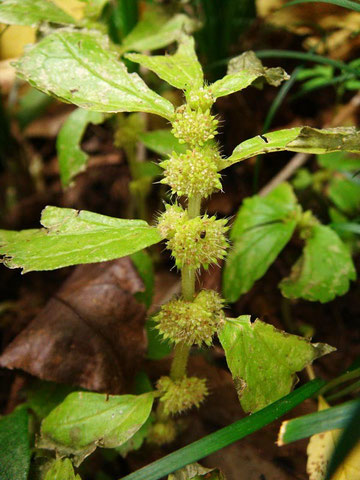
(219, 316, 335, 413)
(0, 0, 77, 27)
(221, 126, 360, 170)
(38, 392, 154, 466)
(126, 35, 203, 91)
(44, 458, 81, 480)
(280, 224, 356, 302)
(15, 30, 174, 119)
(0, 206, 162, 272)
(210, 50, 289, 99)
(57, 108, 105, 188)
(223, 183, 300, 303)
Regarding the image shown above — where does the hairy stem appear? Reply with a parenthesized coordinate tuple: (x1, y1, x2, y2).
(169, 195, 202, 381)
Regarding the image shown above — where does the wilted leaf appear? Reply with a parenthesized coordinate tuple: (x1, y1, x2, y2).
(307, 397, 360, 480)
(57, 108, 105, 188)
(0, 0, 77, 27)
(210, 50, 289, 99)
(39, 391, 154, 465)
(127, 35, 203, 91)
(219, 316, 335, 413)
(0, 406, 31, 480)
(222, 127, 360, 170)
(0, 206, 162, 272)
(280, 225, 356, 302)
(44, 458, 81, 480)
(120, 6, 195, 53)
(0, 258, 148, 393)
(139, 129, 187, 156)
(168, 463, 226, 480)
(15, 30, 174, 119)
(223, 183, 299, 303)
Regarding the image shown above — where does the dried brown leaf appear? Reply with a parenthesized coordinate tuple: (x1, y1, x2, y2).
(0, 258, 147, 393)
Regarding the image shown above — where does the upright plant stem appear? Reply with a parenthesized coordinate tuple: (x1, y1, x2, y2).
(169, 195, 202, 382)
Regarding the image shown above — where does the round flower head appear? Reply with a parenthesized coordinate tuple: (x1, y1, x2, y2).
(160, 147, 222, 199)
(186, 87, 214, 112)
(147, 419, 176, 445)
(171, 105, 218, 146)
(167, 214, 229, 270)
(157, 204, 187, 239)
(156, 376, 208, 415)
(154, 289, 225, 345)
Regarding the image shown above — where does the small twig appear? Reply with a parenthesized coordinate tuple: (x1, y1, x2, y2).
(259, 91, 360, 197)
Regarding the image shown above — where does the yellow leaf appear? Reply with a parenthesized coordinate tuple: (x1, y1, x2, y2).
(307, 397, 360, 480)
(0, 25, 35, 59)
(52, 0, 85, 20)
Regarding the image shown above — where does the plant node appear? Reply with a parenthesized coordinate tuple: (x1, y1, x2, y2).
(154, 289, 225, 345)
(171, 105, 218, 146)
(165, 215, 229, 269)
(156, 376, 208, 415)
(160, 147, 222, 198)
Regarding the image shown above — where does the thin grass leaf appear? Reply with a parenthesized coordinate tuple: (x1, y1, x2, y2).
(278, 399, 360, 445)
(325, 401, 360, 479)
(119, 379, 325, 480)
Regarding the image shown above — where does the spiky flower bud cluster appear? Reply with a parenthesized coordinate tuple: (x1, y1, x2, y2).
(186, 87, 214, 112)
(154, 290, 225, 345)
(166, 214, 229, 269)
(147, 419, 176, 445)
(156, 376, 208, 415)
(171, 105, 218, 146)
(157, 204, 187, 239)
(160, 147, 222, 198)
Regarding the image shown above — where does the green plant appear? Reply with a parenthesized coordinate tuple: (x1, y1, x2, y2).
(1, 1, 360, 478)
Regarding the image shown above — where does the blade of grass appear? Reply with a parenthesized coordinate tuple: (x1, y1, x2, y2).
(278, 398, 360, 445)
(281, 0, 360, 13)
(326, 379, 360, 402)
(325, 401, 360, 479)
(119, 379, 325, 480)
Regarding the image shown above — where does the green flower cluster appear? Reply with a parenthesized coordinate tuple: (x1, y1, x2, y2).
(156, 376, 208, 415)
(154, 290, 225, 345)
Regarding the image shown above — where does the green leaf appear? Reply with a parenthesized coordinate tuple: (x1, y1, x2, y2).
(282, 0, 360, 13)
(0, 0, 77, 27)
(317, 151, 360, 171)
(0, 206, 162, 272)
(222, 127, 360, 170)
(210, 50, 289, 99)
(44, 458, 81, 480)
(168, 463, 225, 480)
(280, 225, 356, 302)
(116, 416, 153, 457)
(0, 406, 31, 480)
(218, 316, 334, 413)
(15, 30, 174, 120)
(278, 398, 359, 445)
(326, 401, 360, 480)
(223, 183, 299, 303)
(26, 380, 76, 420)
(82, 0, 108, 19)
(126, 35, 203, 91)
(119, 379, 325, 480)
(139, 129, 187, 157)
(39, 391, 154, 465)
(328, 177, 360, 215)
(130, 250, 154, 309)
(120, 8, 195, 53)
(57, 108, 105, 188)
